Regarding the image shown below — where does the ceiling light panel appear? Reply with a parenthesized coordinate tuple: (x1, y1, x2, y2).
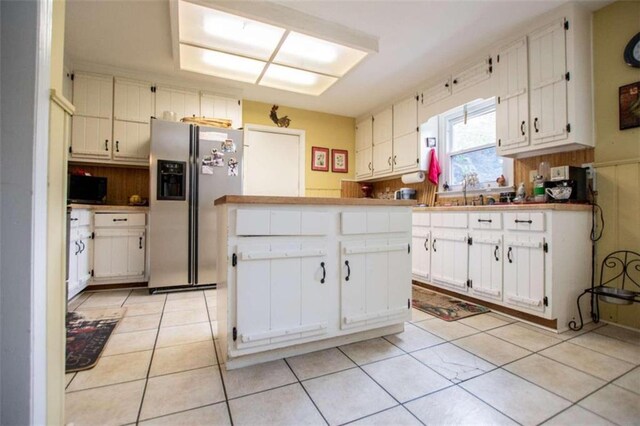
(178, 1, 285, 61)
(275, 32, 368, 77)
(179, 44, 265, 83)
(260, 64, 338, 96)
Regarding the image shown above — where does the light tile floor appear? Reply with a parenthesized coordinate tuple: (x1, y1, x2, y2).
(66, 289, 640, 426)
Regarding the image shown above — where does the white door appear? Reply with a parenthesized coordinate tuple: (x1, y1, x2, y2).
(155, 86, 200, 120)
(127, 231, 145, 277)
(496, 37, 530, 153)
(420, 78, 452, 107)
(243, 127, 305, 196)
(372, 140, 393, 176)
(76, 230, 92, 286)
(113, 78, 153, 123)
(392, 131, 419, 172)
(113, 120, 150, 161)
(373, 108, 392, 146)
(451, 57, 492, 93)
(93, 231, 129, 278)
(469, 234, 503, 301)
(355, 146, 373, 180)
(412, 229, 431, 281)
(200, 93, 242, 129)
(72, 73, 113, 119)
(529, 19, 568, 145)
(355, 117, 373, 152)
(504, 236, 546, 312)
(71, 116, 112, 158)
(67, 234, 79, 299)
(393, 96, 418, 137)
(431, 230, 469, 291)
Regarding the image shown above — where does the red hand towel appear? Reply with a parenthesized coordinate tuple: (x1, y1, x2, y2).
(428, 148, 441, 185)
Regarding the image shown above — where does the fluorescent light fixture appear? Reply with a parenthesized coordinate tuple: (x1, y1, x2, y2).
(261, 64, 338, 95)
(274, 32, 368, 77)
(180, 44, 265, 83)
(174, 0, 377, 95)
(179, 1, 284, 60)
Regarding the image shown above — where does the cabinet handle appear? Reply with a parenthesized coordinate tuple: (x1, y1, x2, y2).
(520, 121, 526, 135)
(116, 140, 120, 152)
(74, 241, 80, 255)
(70, 218, 78, 222)
(515, 219, 532, 224)
(80, 240, 85, 253)
(105, 140, 109, 151)
(477, 219, 492, 223)
(507, 247, 513, 263)
(320, 262, 326, 284)
(424, 237, 429, 252)
(393, 155, 397, 165)
(494, 245, 500, 261)
(388, 157, 392, 166)
(432, 238, 437, 252)
(534, 117, 539, 133)
(139, 236, 143, 249)
(344, 260, 351, 282)
(368, 162, 372, 171)
(113, 218, 128, 222)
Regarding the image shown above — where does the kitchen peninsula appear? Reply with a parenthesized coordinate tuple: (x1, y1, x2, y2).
(214, 195, 414, 369)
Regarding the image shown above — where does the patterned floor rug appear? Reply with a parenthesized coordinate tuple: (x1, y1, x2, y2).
(66, 308, 125, 372)
(412, 285, 490, 321)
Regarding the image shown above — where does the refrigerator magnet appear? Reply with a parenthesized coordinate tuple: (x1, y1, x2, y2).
(228, 158, 238, 176)
(201, 156, 214, 175)
(211, 149, 225, 167)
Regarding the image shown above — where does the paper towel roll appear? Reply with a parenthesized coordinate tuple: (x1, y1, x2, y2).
(401, 171, 425, 184)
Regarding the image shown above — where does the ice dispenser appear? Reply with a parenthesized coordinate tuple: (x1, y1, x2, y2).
(157, 160, 186, 200)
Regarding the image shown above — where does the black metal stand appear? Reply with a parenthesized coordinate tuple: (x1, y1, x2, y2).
(568, 250, 640, 331)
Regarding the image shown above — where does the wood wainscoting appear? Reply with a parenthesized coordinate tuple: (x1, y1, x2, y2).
(69, 163, 149, 205)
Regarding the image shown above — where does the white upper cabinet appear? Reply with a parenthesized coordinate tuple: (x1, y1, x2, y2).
(393, 96, 418, 137)
(529, 19, 568, 146)
(72, 73, 113, 119)
(113, 120, 150, 161)
(71, 116, 112, 158)
(496, 37, 530, 154)
(420, 77, 452, 107)
(392, 96, 419, 173)
(372, 107, 393, 146)
(200, 93, 242, 129)
(355, 117, 373, 179)
(451, 57, 492, 94)
(155, 86, 199, 120)
(372, 140, 393, 177)
(114, 78, 153, 123)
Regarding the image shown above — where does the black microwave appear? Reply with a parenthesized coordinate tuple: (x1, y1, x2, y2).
(68, 175, 107, 204)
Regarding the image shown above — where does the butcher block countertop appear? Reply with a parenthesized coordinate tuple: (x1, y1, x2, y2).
(68, 203, 149, 212)
(414, 203, 592, 212)
(214, 195, 415, 206)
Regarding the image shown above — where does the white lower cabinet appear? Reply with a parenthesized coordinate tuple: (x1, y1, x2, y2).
(94, 227, 145, 279)
(341, 238, 411, 330)
(430, 230, 469, 291)
(68, 209, 93, 300)
(235, 241, 329, 349)
(217, 203, 413, 368)
(412, 207, 591, 331)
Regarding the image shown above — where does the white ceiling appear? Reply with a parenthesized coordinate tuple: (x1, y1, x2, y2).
(64, 0, 606, 118)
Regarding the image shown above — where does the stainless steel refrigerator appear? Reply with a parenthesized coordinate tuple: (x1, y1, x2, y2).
(149, 120, 243, 289)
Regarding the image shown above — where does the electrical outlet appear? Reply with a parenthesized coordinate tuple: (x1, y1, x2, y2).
(529, 170, 537, 183)
(582, 163, 596, 191)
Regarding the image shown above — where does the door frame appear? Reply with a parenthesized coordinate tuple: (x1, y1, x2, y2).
(243, 124, 306, 196)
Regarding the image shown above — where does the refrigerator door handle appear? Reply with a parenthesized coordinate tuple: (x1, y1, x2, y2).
(193, 127, 200, 285)
(187, 124, 194, 285)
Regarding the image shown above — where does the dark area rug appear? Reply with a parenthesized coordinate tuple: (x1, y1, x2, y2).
(412, 285, 490, 321)
(66, 308, 125, 372)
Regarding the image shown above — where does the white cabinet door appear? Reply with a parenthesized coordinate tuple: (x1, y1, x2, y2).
(468, 234, 503, 301)
(93, 231, 128, 278)
(451, 57, 492, 94)
(412, 229, 431, 281)
(72, 73, 113, 119)
(372, 140, 392, 176)
(392, 131, 419, 173)
(355, 117, 373, 152)
(67, 237, 79, 299)
(113, 120, 150, 161)
(235, 241, 329, 349)
(113, 79, 153, 123)
(355, 146, 373, 179)
(372, 107, 392, 146)
(71, 116, 112, 158)
(496, 38, 530, 153)
(529, 19, 568, 146)
(431, 230, 469, 291)
(77, 230, 92, 285)
(341, 239, 411, 329)
(420, 78, 451, 107)
(200, 94, 242, 129)
(155, 86, 199, 120)
(504, 236, 546, 312)
(393, 96, 418, 137)
(127, 231, 145, 277)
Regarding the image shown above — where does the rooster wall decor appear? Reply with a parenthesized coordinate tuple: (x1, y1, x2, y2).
(270, 105, 291, 128)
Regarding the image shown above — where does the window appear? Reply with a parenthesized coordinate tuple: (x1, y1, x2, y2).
(439, 97, 512, 191)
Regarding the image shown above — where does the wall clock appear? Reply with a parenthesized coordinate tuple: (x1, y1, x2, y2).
(624, 32, 640, 68)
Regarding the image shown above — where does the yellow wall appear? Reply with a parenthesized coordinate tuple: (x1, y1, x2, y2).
(50, 0, 66, 94)
(593, 1, 640, 329)
(242, 100, 355, 197)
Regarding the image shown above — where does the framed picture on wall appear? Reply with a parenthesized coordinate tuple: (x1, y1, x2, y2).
(311, 146, 329, 171)
(619, 81, 640, 130)
(331, 149, 348, 173)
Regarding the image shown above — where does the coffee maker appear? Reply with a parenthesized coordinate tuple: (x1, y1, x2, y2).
(545, 166, 588, 202)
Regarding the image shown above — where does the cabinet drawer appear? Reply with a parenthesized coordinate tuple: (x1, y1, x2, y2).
(469, 212, 502, 230)
(236, 209, 329, 236)
(342, 211, 410, 235)
(431, 212, 468, 228)
(504, 212, 545, 231)
(94, 212, 146, 227)
(412, 212, 430, 227)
